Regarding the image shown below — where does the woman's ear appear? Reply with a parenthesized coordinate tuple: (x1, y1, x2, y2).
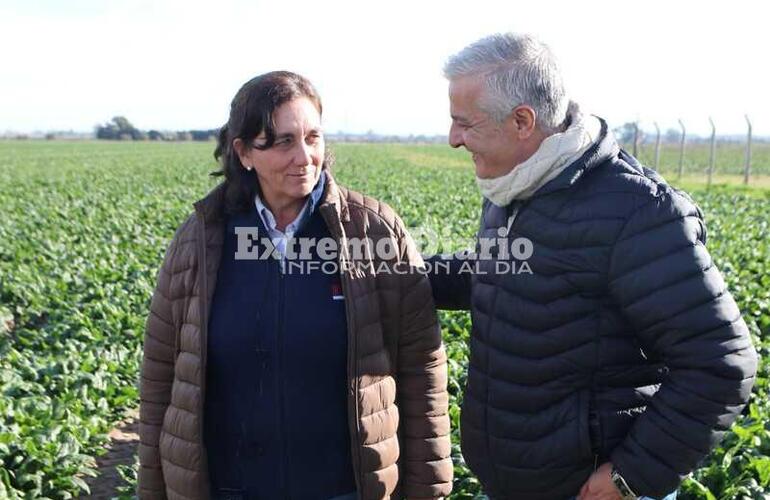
(232, 138, 251, 169)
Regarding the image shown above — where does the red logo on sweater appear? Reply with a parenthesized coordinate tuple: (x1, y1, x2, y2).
(331, 282, 344, 301)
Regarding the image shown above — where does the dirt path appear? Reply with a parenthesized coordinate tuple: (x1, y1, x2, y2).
(80, 408, 139, 499)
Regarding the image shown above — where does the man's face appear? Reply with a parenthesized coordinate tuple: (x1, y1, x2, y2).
(448, 75, 525, 179)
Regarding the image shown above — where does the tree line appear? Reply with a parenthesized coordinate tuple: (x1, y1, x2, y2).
(94, 116, 217, 141)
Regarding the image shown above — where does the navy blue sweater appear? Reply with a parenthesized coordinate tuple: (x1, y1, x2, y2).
(203, 200, 355, 499)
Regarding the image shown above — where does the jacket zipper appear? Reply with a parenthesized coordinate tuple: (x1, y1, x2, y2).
(320, 206, 362, 495)
(338, 254, 361, 494)
(505, 201, 523, 236)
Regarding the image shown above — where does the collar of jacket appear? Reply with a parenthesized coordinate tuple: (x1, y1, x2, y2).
(527, 116, 620, 199)
(192, 166, 351, 225)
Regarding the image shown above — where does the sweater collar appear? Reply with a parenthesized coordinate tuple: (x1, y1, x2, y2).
(194, 167, 348, 226)
(253, 170, 327, 235)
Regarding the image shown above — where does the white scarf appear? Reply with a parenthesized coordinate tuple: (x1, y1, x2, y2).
(476, 102, 601, 207)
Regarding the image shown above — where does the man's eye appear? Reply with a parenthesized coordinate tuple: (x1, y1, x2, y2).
(275, 138, 292, 146)
(306, 133, 322, 144)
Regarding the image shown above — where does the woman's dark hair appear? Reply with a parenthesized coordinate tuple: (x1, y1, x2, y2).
(212, 71, 329, 214)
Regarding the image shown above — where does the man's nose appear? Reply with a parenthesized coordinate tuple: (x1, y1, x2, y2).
(448, 124, 463, 149)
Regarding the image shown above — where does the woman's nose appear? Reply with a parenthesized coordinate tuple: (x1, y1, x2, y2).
(293, 142, 314, 166)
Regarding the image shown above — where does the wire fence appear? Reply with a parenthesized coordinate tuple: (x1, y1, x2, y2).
(620, 117, 768, 188)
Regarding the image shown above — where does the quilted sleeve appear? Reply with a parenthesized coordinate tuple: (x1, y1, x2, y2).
(607, 189, 758, 498)
(394, 219, 454, 499)
(137, 226, 183, 499)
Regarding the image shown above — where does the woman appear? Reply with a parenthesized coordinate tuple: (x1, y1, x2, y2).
(137, 71, 452, 500)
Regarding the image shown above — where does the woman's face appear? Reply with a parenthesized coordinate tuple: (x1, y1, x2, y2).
(237, 97, 324, 208)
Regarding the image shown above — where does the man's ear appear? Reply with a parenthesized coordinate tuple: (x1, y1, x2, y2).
(510, 105, 538, 139)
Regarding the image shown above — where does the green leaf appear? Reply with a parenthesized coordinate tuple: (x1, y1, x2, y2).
(751, 456, 770, 487)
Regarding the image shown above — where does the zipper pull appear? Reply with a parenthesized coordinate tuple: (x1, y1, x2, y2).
(505, 203, 521, 236)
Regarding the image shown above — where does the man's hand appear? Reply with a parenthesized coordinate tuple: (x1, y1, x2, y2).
(577, 462, 622, 500)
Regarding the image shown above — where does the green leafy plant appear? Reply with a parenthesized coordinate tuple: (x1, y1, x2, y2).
(0, 141, 767, 498)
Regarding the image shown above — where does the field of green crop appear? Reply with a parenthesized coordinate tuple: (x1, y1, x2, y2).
(1, 140, 769, 499)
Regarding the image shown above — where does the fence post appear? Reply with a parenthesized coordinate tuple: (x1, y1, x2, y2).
(677, 119, 686, 180)
(653, 122, 661, 171)
(744, 115, 752, 185)
(708, 117, 716, 188)
(633, 121, 640, 157)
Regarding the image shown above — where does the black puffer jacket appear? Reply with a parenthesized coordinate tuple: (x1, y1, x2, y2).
(429, 119, 757, 499)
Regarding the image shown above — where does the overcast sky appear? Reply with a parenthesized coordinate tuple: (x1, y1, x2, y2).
(2, 0, 768, 136)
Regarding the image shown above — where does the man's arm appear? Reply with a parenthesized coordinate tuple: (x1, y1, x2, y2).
(606, 190, 758, 498)
(424, 252, 472, 310)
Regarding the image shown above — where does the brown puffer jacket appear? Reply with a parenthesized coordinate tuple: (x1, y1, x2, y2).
(138, 171, 453, 499)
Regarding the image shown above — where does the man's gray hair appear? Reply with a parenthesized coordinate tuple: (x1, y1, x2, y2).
(444, 33, 569, 133)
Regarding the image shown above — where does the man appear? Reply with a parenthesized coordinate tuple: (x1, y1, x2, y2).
(428, 33, 757, 500)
